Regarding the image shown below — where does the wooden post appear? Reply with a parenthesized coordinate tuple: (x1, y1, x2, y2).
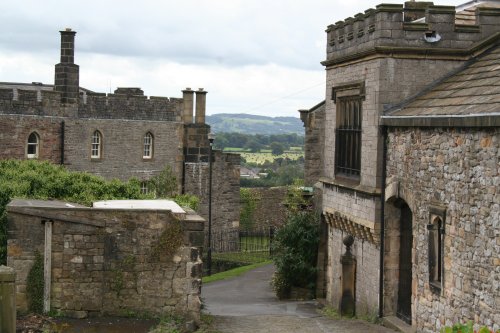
(0, 265, 16, 333)
(340, 235, 356, 317)
(44, 220, 53, 313)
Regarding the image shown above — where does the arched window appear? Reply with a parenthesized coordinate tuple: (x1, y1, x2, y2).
(27, 132, 40, 159)
(143, 132, 153, 159)
(427, 210, 445, 293)
(91, 130, 102, 159)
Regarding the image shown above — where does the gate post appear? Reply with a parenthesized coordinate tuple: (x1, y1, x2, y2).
(0, 265, 16, 333)
(340, 235, 356, 317)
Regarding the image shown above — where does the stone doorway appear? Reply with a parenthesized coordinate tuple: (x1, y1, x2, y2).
(384, 198, 413, 325)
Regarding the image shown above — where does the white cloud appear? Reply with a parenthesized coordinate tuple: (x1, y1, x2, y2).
(0, 0, 469, 117)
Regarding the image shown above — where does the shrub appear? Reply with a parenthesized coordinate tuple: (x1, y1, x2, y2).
(26, 251, 44, 313)
(440, 321, 499, 333)
(271, 211, 320, 298)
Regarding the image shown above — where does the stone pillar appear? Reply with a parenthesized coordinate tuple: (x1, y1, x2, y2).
(340, 235, 356, 317)
(54, 28, 80, 104)
(182, 88, 194, 124)
(0, 265, 16, 333)
(195, 88, 207, 124)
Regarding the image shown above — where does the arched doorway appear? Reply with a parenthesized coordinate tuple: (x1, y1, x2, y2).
(384, 198, 413, 325)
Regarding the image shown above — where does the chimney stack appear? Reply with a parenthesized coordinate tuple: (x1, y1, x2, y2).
(54, 28, 79, 104)
(182, 88, 194, 124)
(195, 88, 207, 124)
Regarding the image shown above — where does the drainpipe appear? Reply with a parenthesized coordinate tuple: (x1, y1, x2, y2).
(60, 121, 65, 165)
(378, 125, 388, 318)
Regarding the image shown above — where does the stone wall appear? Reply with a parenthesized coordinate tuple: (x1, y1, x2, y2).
(300, 102, 325, 188)
(385, 127, 499, 332)
(184, 151, 240, 235)
(6, 200, 204, 322)
(324, 57, 463, 189)
(0, 115, 62, 164)
(244, 187, 288, 229)
(326, 228, 380, 316)
(63, 118, 184, 182)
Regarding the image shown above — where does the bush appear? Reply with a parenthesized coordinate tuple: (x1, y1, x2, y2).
(271, 211, 320, 298)
(26, 251, 44, 313)
(440, 321, 499, 333)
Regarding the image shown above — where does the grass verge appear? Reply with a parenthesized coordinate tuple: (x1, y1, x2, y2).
(203, 260, 272, 284)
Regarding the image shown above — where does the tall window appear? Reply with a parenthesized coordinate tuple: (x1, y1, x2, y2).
(91, 130, 102, 159)
(335, 97, 362, 178)
(27, 132, 39, 159)
(143, 132, 153, 159)
(428, 207, 445, 293)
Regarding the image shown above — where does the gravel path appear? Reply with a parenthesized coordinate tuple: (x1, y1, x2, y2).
(202, 264, 397, 333)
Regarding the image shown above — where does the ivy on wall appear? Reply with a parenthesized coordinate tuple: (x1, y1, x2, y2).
(239, 188, 261, 230)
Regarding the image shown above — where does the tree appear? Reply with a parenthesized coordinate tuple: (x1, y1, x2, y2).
(270, 142, 285, 156)
(149, 165, 178, 198)
(244, 139, 263, 153)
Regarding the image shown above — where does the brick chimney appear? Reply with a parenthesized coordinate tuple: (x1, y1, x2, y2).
(195, 88, 207, 124)
(54, 28, 79, 104)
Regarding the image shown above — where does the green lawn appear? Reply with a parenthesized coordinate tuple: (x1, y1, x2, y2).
(202, 260, 272, 284)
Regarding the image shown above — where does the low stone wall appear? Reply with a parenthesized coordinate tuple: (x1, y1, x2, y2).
(6, 200, 204, 323)
(247, 187, 288, 228)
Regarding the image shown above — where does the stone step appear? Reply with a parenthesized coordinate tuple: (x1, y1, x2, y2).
(382, 316, 416, 333)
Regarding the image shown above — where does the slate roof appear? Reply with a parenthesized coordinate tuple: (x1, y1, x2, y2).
(382, 43, 500, 126)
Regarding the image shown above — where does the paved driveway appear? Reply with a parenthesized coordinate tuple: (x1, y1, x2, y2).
(202, 264, 397, 333)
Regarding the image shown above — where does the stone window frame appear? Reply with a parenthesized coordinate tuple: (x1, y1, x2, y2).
(332, 80, 365, 181)
(143, 132, 154, 160)
(91, 130, 102, 160)
(26, 131, 40, 159)
(427, 205, 446, 294)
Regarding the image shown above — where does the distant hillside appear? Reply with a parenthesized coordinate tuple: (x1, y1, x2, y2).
(206, 113, 304, 135)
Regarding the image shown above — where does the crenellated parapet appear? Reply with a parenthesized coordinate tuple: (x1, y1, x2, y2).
(0, 87, 72, 117)
(0, 86, 184, 121)
(78, 90, 183, 121)
(323, 1, 500, 66)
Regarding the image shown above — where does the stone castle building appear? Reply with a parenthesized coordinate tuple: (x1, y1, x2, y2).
(0, 29, 240, 234)
(301, 1, 499, 332)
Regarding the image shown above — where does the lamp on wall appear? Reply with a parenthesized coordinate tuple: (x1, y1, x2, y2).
(207, 132, 215, 276)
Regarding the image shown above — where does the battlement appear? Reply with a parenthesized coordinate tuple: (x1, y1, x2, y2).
(0, 86, 183, 121)
(323, 1, 500, 66)
(78, 90, 183, 121)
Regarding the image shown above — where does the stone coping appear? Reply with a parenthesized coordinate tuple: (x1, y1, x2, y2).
(381, 113, 500, 127)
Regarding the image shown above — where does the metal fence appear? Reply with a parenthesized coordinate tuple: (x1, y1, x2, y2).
(210, 226, 275, 254)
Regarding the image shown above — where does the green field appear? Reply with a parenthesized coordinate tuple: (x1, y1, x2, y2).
(241, 151, 303, 165)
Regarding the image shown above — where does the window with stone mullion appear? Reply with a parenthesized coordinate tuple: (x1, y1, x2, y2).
(335, 97, 361, 178)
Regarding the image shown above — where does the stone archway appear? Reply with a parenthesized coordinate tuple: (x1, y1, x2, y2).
(384, 197, 413, 325)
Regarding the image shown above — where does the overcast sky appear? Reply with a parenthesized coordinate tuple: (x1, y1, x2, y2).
(0, 0, 465, 117)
